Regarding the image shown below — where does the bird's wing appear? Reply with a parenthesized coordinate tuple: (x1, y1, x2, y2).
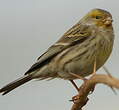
(25, 25, 91, 74)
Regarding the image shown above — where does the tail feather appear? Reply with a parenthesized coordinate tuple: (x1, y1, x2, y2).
(0, 75, 32, 95)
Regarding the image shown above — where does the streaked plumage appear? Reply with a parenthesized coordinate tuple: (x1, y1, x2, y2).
(0, 8, 114, 95)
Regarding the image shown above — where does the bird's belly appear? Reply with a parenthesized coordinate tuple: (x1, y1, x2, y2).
(54, 44, 112, 80)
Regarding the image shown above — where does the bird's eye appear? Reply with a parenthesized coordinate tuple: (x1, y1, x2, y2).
(95, 15, 102, 19)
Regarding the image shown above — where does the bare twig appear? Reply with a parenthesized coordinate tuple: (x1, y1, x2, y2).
(71, 74, 119, 110)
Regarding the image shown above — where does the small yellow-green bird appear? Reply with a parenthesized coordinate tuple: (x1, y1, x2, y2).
(0, 8, 114, 95)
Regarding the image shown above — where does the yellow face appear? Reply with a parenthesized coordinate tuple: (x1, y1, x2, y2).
(86, 9, 113, 27)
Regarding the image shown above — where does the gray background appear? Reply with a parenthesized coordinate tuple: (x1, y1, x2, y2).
(0, 0, 119, 110)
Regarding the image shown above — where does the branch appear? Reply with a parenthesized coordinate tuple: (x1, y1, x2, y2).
(71, 74, 119, 110)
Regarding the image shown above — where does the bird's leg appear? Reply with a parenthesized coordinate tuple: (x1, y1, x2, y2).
(69, 73, 87, 93)
(88, 59, 97, 94)
(92, 58, 97, 75)
(69, 80, 82, 102)
(69, 78, 88, 102)
(70, 80, 79, 93)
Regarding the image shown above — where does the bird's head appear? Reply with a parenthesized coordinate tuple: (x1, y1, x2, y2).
(81, 9, 113, 28)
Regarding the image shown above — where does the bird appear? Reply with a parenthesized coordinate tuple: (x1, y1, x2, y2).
(0, 8, 114, 95)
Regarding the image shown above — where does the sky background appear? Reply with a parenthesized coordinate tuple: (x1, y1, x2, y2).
(0, 0, 119, 110)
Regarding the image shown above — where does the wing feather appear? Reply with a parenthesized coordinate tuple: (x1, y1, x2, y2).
(25, 25, 91, 74)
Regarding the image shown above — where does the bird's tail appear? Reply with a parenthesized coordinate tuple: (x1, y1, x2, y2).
(0, 75, 32, 95)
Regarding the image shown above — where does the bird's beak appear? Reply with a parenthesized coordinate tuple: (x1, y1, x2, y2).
(104, 17, 113, 26)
